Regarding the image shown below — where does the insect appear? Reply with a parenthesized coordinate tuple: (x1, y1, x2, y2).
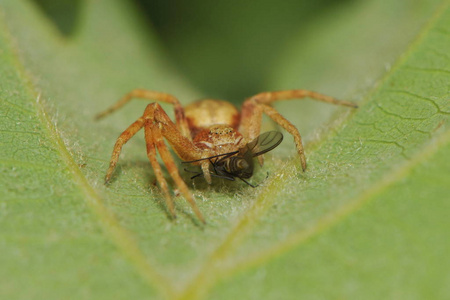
(96, 89, 357, 223)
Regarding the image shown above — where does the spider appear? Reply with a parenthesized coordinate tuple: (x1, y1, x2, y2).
(96, 89, 357, 223)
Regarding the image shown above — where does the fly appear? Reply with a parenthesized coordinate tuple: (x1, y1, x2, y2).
(184, 131, 283, 187)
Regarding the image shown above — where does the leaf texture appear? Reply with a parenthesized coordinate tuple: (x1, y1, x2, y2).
(0, 0, 448, 299)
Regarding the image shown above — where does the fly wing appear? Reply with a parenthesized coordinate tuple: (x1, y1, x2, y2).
(245, 131, 283, 157)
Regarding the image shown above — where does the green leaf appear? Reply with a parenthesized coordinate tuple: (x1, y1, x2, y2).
(0, 0, 448, 299)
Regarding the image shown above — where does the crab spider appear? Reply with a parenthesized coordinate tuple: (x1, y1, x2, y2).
(96, 89, 357, 223)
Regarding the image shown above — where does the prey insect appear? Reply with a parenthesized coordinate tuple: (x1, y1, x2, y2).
(96, 89, 357, 223)
(184, 131, 283, 187)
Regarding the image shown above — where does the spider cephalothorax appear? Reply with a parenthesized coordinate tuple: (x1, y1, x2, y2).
(96, 89, 357, 223)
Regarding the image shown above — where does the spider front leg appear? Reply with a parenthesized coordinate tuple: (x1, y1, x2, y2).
(239, 90, 358, 171)
(101, 112, 179, 219)
(99, 94, 206, 223)
(144, 122, 176, 219)
(143, 103, 205, 223)
(104, 117, 145, 183)
(98, 89, 192, 183)
(150, 122, 205, 223)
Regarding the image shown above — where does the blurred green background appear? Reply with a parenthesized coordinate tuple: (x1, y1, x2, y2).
(137, 0, 354, 99)
(34, 0, 354, 99)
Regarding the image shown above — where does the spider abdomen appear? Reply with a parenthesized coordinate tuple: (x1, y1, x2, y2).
(185, 99, 240, 137)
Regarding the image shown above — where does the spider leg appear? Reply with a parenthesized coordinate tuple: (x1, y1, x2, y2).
(144, 121, 176, 219)
(146, 103, 201, 162)
(105, 117, 145, 183)
(151, 122, 205, 223)
(260, 103, 307, 170)
(239, 89, 357, 171)
(142, 103, 206, 223)
(96, 89, 191, 139)
(251, 90, 358, 107)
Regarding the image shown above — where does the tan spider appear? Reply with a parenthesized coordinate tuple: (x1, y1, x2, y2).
(96, 89, 357, 223)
